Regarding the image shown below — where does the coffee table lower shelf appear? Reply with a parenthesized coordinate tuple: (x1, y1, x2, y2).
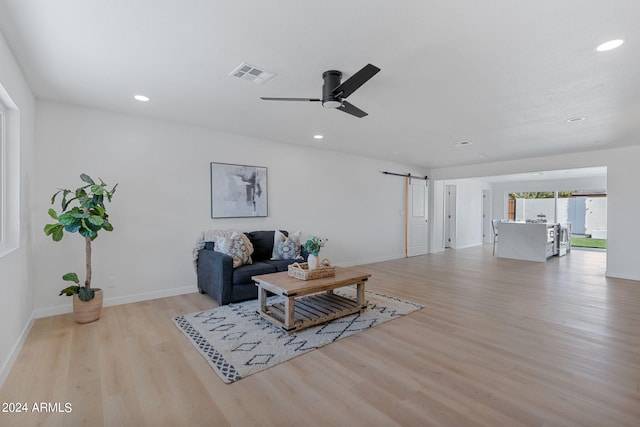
(259, 293, 363, 333)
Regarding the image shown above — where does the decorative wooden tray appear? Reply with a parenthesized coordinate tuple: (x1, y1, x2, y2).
(288, 262, 335, 280)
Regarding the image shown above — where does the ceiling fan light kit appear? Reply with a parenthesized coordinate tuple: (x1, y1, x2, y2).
(321, 70, 343, 108)
(261, 63, 380, 118)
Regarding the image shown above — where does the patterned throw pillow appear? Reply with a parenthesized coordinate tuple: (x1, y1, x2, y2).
(271, 230, 302, 260)
(218, 231, 253, 267)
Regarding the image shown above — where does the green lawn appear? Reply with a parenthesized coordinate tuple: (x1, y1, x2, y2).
(571, 237, 607, 249)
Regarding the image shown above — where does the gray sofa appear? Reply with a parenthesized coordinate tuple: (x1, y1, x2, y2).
(196, 230, 308, 305)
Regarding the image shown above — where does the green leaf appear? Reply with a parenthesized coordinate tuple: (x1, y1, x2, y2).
(47, 208, 58, 220)
(62, 272, 80, 283)
(85, 220, 102, 232)
(91, 184, 105, 195)
(61, 194, 76, 211)
(79, 227, 97, 239)
(87, 215, 104, 227)
(59, 285, 79, 297)
(107, 183, 118, 202)
(52, 226, 64, 241)
(63, 221, 81, 233)
(50, 190, 62, 205)
(79, 196, 95, 209)
(58, 212, 78, 226)
(44, 223, 64, 241)
(80, 173, 95, 185)
(103, 222, 113, 232)
(95, 205, 105, 217)
(78, 287, 95, 301)
(44, 223, 61, 235)
(76, 187, 87, 197)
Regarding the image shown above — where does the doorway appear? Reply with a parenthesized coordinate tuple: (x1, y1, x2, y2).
(407, 179, 429, 256)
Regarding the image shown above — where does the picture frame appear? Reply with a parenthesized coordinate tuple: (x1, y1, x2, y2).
(210, 162, 268, 218)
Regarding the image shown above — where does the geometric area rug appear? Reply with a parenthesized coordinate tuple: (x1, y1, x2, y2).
(173, 287, 423, 383)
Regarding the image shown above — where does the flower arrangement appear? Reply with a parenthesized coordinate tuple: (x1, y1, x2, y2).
(304, 236, 327, 256)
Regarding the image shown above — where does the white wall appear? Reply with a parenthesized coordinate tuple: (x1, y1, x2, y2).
(430, 180, 445, 251)
(0, 31, 36, 385)
(33, 100, 429, 316)
(431, 148, 640, 281)
(603, 149, 638, 278)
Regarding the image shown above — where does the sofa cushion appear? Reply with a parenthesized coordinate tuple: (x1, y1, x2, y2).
(218, 230, 253, 268)
(246, 230, 279, 261)
(272, 230, 302, 260)
(232, 262, 276, 285)
(263, 259, 299, 273)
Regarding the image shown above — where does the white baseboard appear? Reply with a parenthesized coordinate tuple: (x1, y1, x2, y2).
(0, 314, 34, 389)
(33, 285, 198, 319)
(453, 242, 483, 250)
(605, 270, 640, 282)
(338, 253, 408, 267)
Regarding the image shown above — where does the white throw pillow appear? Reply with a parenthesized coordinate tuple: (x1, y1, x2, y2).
(218, 231, 253, 267)
(271, 230, 302, 260)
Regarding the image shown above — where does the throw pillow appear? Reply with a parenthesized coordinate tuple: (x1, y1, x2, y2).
(271, 230, 302, 260)
(218, 231, 253, 268)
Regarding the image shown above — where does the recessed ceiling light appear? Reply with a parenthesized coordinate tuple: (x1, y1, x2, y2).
(313, 134, 323, 140)
(596, 39, 624, 52)
(134, 95, 150, 102)
(566, 116, 586, 123)
(531, 172, 545, 176)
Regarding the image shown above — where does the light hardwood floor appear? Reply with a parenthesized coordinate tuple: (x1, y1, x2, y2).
(1, 246, 639, 426)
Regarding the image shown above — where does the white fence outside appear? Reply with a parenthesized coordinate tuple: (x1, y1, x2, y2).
(514, 197, 606, 238)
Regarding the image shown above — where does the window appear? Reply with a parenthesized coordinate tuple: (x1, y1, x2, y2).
(0, 84, 19, 257)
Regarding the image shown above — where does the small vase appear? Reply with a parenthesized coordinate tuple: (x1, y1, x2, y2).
(308, 254, 319, 270)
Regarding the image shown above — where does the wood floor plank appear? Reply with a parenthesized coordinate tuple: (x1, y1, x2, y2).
(1, 246, 639, 426)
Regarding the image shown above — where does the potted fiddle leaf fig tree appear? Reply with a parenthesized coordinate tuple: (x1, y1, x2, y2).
(44, 173, 117, 323)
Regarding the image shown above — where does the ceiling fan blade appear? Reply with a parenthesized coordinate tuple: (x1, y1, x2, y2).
(260, 97, 321, 102)
(331, 64, 380, 98)
(337, 101, 368, 118)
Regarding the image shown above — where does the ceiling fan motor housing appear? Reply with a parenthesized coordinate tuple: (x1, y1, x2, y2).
(322, 70, 342, 108)
(260, 64, 378, 117)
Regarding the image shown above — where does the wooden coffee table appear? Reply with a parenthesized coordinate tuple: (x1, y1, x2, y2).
(252, 266, 372, 333)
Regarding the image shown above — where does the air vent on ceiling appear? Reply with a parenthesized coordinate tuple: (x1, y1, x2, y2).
(229, 63, 276, 85)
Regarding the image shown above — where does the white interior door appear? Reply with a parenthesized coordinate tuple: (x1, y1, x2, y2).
(445, 184, 456, 248)
(482, 189, 491, 243)
(407, 179, 428, 256)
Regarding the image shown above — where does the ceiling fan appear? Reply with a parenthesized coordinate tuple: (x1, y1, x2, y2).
(261, 64, 381, 118)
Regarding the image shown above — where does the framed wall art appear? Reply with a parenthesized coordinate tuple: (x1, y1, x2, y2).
(210, 162, 268, 218)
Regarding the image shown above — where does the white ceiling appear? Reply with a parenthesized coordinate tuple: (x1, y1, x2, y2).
(0, 0, 639, 169)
